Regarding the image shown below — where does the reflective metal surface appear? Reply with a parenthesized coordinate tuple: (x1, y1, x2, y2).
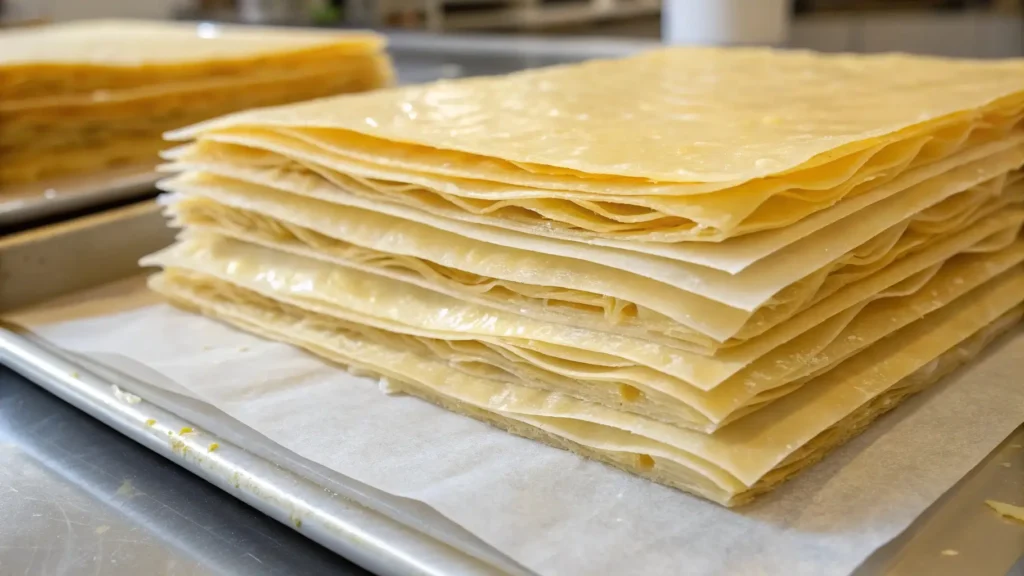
(0, 366, 363, 576)
(853, 425, 1024, 576)
(0, 326, 526, 576)
(0, 166, 160, 230)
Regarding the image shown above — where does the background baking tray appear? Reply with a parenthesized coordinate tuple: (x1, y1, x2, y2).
(0, 165, 160, 230)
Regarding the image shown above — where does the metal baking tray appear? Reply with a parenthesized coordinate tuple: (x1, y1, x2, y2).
(0, 165, 161, 229)
(1, 199, 1022, 575)
(0, 329, 528, 576)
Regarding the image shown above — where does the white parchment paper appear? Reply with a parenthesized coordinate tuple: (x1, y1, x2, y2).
(18, 295, 1024, 576)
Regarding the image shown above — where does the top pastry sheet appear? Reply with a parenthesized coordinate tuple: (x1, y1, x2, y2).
(168, 47, 1024, 185)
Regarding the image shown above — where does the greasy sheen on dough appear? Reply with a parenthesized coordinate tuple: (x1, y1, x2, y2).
(141, 230, 1024, 431)
(167, 48, 1024, 183)
(166, 116, 1024, 243)
(148, 265, 1024, 506)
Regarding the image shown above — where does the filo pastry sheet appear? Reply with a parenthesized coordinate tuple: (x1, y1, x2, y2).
(0, 20, 392, 186)
(146, 46, 1024, 506)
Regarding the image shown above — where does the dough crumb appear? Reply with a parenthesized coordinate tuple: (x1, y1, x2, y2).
(378, 377, 404, 396)
(111, 385, 141, 404)
(1000, 462, 1012, 468)
(940, 549, 959, 556)
(985, 500, 1024, 523)
(347, 365, 372, 379)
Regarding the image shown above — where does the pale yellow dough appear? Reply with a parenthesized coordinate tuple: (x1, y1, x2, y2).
(142, 221, 1024, 393)
(142, 225, 1024, 430)
(160, 171, 1024, 347)
(1, 20, 391, 186)
(146, 46, 1024, 506)
(164, 135, 1024, 272)
(172, 118, 1024, 243)
(157, 157, 1024, 314)
(168, 47, 1024, 184)
(157, 211, 1024, 432)
(986, 500, 1024, 523)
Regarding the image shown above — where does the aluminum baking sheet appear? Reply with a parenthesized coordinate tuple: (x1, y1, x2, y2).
(0, 165, 160, 229)
(0, 324, 531, 576)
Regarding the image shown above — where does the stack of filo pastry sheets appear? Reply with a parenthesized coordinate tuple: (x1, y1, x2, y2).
(0, 20, 392, 186)
(144, 47, 1024, 507)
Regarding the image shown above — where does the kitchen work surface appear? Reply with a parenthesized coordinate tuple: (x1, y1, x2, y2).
(3, 33, 1024, 576)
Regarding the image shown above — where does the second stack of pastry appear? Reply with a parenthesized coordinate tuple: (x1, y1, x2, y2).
(1, 20, 392, 187)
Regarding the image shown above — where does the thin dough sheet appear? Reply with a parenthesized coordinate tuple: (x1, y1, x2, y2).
(147, 227, 1024, 432)
(167, 47, 1024, 186)
(141, 221, 1024, 392)
(157, 163, 1024, 322)
(163, 178, 1024, 350)
(148, 263, 1024, 505)
(171, 118, 1024, 245)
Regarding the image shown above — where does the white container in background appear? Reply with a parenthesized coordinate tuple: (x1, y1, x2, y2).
(662, 0, 792, 46)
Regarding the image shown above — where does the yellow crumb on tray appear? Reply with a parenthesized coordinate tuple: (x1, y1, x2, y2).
(985, 500, 1024, 523)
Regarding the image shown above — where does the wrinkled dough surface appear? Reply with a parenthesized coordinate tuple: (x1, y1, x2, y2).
(141, 226, 1024, 391)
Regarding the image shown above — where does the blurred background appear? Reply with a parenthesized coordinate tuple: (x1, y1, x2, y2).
(1, 0, 1022, 57)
